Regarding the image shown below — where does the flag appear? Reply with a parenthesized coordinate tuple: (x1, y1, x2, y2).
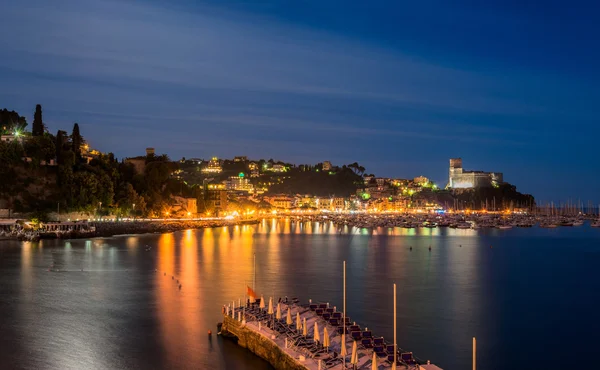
(246, 286, 257, 300)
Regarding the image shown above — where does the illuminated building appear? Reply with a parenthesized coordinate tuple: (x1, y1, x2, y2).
(234, 156, 248, 162)
(448, 158, 503, 189)
(204, 183, 228, 216)
(146, 147, 155, 156)
(413, 176, 429, 186)
(202, 157, 223, 173)
(322, 161, 332, 171)
(248, 162, 260, 177)
(268, 164, 286, 173)
(227, 174, 253, 192)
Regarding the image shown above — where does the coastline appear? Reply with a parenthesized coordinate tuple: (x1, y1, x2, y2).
(2, 219, 260, 241)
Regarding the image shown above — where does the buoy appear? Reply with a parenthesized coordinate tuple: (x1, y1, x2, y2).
(409, 247, 412, 251)
(428, 246, 431, 251)
(460, 244, 462, 247)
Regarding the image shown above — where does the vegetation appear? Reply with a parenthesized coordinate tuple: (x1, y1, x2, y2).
(0, 105, 195, 218)
(266, 165, 363, 197)
(0, 108, 27, 134)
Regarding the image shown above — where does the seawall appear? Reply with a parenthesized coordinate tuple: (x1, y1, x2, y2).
(221, 315, 308, 370)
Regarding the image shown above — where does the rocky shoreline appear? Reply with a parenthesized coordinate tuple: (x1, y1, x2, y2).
(2, 219, 260, 241)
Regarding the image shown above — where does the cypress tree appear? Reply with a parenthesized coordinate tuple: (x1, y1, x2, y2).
(32, 104, 44, 136)
(72, 123, 81, 158)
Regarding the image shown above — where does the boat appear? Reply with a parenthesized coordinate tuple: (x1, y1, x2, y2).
(497, 225, 513, 230)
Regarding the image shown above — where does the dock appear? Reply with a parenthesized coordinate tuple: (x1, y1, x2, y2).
(220, 298, 443, 370)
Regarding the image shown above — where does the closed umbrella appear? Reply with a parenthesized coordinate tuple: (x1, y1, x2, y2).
(340, 333, 347, 356)
(259, 295, 265, 309)
(372, 351, 377, 370)
(267, 297, 273, 315)
(286, 308, 292, 325)
(323, 327, 330, 351)
(351, 340, 358, 365)
(296, 312, 301, 331)
(302, 318, 307, 336)
(276, 303, 282, 320)
(313, 322, 320, 343)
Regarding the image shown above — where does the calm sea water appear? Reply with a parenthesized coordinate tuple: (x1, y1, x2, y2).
(1, 219, 599, 370)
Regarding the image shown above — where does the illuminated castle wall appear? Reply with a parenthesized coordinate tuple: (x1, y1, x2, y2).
(448, 158, 503, 189)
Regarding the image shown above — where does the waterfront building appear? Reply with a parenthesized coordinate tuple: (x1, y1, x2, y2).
(234, 156, 248, 162)
(202, 157, 223, 174)
(448, 158, 503, 189)
(168, 196, 197, 216)
(146, 147, 155, 156)
(204, 183, 228, 216)
(322, 161, 332, 171)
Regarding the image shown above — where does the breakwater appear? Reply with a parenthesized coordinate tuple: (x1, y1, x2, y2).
(221, 315, 308, 370)
(220, 299, 443, 370)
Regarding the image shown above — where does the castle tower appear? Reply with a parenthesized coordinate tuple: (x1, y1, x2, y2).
(449, 158, 463, 188)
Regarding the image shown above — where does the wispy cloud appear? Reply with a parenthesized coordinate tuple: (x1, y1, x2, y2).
(1, 0, 599, 202)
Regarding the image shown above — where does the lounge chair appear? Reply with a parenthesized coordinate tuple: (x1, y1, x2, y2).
(401, 352, 417, 365)
(361, 338, 373, 348)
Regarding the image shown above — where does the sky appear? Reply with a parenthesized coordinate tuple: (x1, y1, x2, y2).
(1, 0, 599, 203)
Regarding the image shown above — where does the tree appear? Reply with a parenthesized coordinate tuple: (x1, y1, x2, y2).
(0, 108, 27, 134)
(32, 104, 44, 136)
(72, 123, 82, 158)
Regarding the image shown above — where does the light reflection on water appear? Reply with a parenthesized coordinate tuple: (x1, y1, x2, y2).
(1, 220, 599, 370)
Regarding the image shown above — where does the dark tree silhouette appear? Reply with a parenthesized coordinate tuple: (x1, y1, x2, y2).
(72, 123, 82, 158)
(32, 104, 44, 136)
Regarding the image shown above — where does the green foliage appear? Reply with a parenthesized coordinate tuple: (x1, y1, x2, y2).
(0, 108, 27, 134)
(267, 166, 363, 197)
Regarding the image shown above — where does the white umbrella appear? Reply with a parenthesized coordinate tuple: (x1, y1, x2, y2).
(276, 303, 282, 320)
(351, 340, 358, 365)
(302, 318, 307, 336)
(323, 327, 330, 350)
(267, 297, 273, 315)
(340, 333, 347, 356)
(372, 351, 377, 370)
(296, 312, 301, 330)
(259, 295, 265, 309)
(286, 307, 292, 325)
(313, 321, 320, 343)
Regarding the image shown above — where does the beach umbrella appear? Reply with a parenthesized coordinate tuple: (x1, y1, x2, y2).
(372, 351, 377, 370)
(323, 327, 330, 351)
(268, 297, 273, 315)
(313, 322, 320, 343)
(260, 295, 265, 309)
(351, 340, 358, 365)
(340, 333, 347, 356)
(302, 318, 307, 336)
(286, 308, 292, 325)
(276, 303, 282, 320)
(296, 312, 301, 330)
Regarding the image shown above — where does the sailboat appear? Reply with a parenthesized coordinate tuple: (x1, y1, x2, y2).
(592, 205, 600, 228)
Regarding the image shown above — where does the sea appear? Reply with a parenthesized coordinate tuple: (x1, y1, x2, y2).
(0, 219, 599, 370)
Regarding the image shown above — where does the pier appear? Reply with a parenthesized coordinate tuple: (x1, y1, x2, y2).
(220, 298, 443, 370)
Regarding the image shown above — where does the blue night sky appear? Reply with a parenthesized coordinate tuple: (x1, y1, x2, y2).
(1, 0, 599, 203)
